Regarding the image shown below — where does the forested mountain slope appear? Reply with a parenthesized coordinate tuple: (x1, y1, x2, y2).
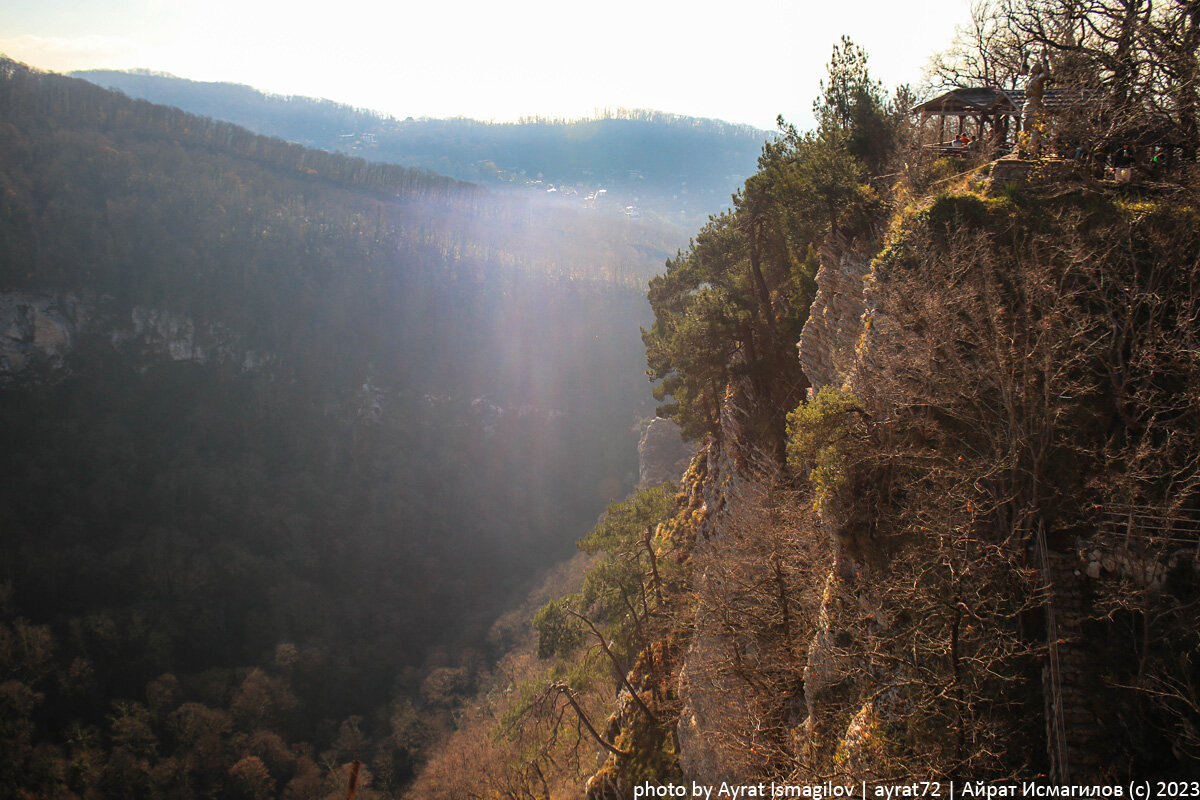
(69, 68, 770, 227)
(0, 57, 668, 797)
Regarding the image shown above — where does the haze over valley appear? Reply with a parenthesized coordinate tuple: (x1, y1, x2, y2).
(0, 56, 704, 795)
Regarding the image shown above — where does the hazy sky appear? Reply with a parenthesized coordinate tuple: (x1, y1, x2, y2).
(0, 0, 971, 130)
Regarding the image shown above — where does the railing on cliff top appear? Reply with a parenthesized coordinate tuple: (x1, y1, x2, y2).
(1098, 505, 1200, 553)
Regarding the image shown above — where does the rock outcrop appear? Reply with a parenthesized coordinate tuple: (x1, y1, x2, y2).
(620, 181, 1200, 786)
(797, 238, 870, 394)
(0, 293, 86, 375)
(674, 371, 813, 782)
(0, 292, 272, 381)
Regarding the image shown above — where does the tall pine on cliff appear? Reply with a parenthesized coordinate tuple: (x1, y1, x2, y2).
(643, 37, 898, 446)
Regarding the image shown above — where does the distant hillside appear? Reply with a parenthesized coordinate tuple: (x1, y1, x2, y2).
(0, 57, 668, 798)
(71, 69, 771, 227)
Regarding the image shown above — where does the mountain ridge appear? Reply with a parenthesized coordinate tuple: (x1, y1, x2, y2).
(69, 68, 772, 227)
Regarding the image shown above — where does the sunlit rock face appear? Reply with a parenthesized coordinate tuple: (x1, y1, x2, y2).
(676, 238, 877, 782)
(797, 242, 869, 394)
(637, 417, 697, 487)
(676, 373, 790, 783)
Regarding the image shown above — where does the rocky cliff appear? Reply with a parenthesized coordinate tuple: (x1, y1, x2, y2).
(0, 292, 271, 381)
(654, 178, 1200, 783)
(796, 235, 869, 394)
(673, 375, 817, 783)
(664, 231, 877, 782)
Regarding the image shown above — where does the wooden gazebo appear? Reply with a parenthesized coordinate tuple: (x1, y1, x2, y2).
(912, 87, 1102, 150)
(912, 88, 1019, 147)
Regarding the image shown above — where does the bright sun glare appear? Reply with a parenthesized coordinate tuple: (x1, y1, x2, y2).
(0, 0, 971, 129)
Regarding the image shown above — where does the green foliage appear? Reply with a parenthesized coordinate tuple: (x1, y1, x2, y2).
(500, 485, 688, 793)
(532, 601, 585, 660)
(579, 483, 678, 559)
(765, 124, 881, 237)
(535, 485, 680, 662)
(642, 163, 818, 441)
(786, 386, 861, 503)
(643, 256, 741, 439)
(814, 36, 896, 176)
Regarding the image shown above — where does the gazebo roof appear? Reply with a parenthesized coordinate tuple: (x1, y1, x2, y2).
(912, 88, 1018, 116)
(912, 87, 1104, 117)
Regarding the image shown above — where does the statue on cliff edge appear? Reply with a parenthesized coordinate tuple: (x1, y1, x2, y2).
(1022, 59, 1050, 156)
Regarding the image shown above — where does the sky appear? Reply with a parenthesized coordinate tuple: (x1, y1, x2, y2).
(0, 0, 972, 131)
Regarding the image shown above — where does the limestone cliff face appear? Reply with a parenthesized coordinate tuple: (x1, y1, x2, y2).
(673, 235, 878, 782)
(0, 292, 272, 381)
(662, 185, 1200, 783)
(675, 376, 781, 782)
(795, 238, 886, 769)
(797, 238, 870, 394)
(0, 293, 86, 375)
(586, 241, 879, 785)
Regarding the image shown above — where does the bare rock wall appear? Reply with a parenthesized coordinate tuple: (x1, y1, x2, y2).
(798, 242, 870, 393)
